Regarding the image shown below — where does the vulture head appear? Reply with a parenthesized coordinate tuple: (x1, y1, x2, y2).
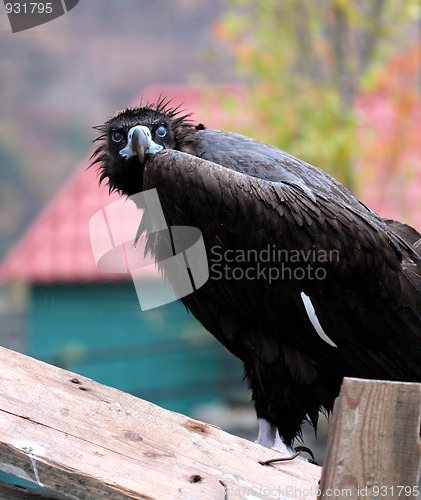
(91, 99, 199, 195)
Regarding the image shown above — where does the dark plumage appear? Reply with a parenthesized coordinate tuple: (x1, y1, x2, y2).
(91, 98, 421, 448)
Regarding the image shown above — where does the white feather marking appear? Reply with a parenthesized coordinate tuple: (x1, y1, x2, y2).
(300, 292, 337, 348)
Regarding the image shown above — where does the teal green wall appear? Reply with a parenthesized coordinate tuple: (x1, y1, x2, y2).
(29, 282, 245, 415)
(0, 282, 246, 489)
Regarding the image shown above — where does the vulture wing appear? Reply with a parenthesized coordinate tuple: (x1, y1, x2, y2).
(139, 134, 421, 444)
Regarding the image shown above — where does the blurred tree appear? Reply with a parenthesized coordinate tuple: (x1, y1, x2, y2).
(215, 0, 419, 190)
(356, 46, 421, 227)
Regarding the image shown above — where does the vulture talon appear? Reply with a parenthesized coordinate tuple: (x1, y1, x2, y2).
(307, 458, 320, 466)
(294, 445, 315, 461)
(259, 450, 301, 466)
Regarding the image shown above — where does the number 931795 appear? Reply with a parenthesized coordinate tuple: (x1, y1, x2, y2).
(5, 3, 53, 14)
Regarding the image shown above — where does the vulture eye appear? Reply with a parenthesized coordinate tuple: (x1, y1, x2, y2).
(156, 125, 167, 138)
(112, 130, 124, 143)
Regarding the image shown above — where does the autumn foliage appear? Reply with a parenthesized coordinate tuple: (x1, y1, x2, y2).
(215, 0, 421, 229)
(357, 47, 421, 228)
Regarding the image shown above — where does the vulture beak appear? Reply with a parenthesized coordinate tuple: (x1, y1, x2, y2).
(119, 125, 163, 163)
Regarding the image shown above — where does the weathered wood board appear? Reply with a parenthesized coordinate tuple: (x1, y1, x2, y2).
(0, 346, 321, 499)
(320, 377, 421, 499)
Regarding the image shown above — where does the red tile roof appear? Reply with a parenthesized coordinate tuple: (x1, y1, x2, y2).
(0, 84, 245, 283)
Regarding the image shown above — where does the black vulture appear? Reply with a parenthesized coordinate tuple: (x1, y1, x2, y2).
(91, 98, 421, 455)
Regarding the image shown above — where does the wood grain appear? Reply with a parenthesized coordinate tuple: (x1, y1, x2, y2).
(320, 377, 421, 499)
(0, 346, 321, 499)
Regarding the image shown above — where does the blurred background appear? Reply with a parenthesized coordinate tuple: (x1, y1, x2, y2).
(0, 0, 420, 485)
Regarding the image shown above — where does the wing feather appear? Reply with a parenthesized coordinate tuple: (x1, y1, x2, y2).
(143, 148, 421, 347)
(140, 145, 421, 443)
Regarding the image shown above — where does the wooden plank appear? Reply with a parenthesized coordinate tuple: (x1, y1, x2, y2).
(0, 346, 321, 499)
(319, 377, 421, 499)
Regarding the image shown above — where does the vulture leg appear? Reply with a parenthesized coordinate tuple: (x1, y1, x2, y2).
(256, 420, 317, 463)
(272, 429, 297, 455)
(255, 418, 276, 449)
(256, 419, 295, 455)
